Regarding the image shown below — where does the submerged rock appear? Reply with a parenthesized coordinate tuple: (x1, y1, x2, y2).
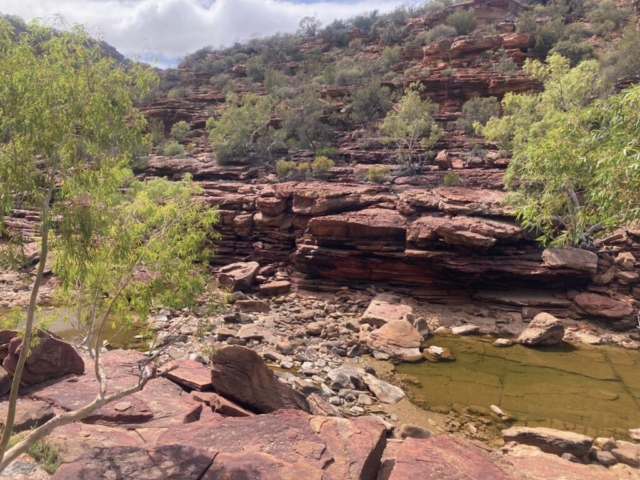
(362, 372, 405, 404)
(451, 324, 480, 336)
(423, 345, 454, 362)
(517, 313, 565, 346)
(502, 426, 593, 457)
(366, 320, 423, 362)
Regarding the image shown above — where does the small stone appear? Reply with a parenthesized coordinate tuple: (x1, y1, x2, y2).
(276, 341, 294, 355)
(350, 406, 365, 414)
(490, 405, 507, 418)
(594, 437, 618, 451)
(399, 424, 434, 439)
(611, 445, 640, 467)
(329, 396, 342, 406)
(629, 428, 640, 441)
(306, 322, 323, 336)
(493, 338, 513, 347)
(114, 402, 132, 412)
(590, 449, 617, 466)
(451, 325, 480, 336)
(358, 394, 373, 406)
(560, 453, 583, 464)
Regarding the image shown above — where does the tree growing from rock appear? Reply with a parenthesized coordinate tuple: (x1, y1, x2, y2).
(207, 93, 283, 164)
(481, 54, 640, 246)
(380, 85, 441, 173)
(0, 19, 218, 472)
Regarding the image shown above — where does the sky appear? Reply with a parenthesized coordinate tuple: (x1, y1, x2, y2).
(3, 0, 409, 66)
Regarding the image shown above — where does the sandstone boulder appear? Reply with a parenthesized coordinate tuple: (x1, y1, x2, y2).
(574, 293, 634, 319)
(359, 296, 413, 328)
(0, 366, 11, 396)
(259, 280, 291, 296)
(542, 247, 598, 275)
(362, 372, 405, 404)
(617, 252, 636, 271)
(389, 436, 514, 480)
(218, 261, 260, 291)
(3, 331, 84, 386)
(502, 426, 593, 457)
(210, 345, 310, 413)
(517, 313, 565, 346)
(366, 320, 423, 362)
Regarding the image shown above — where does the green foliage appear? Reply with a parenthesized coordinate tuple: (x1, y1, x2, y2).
(533, 18, 565, 55)
(447, 9, 477, 36)
(210, 73, 231, 91)
(516, 12, 538, 34)
(161, 141, 185, 157)
(586, 0, 629, 36)
(494, 55, 517, 76)
(420, 25, 458, 44)
(167, 86, 190, 99)
(456, 97, 500, 134)
(380, 46, 402, 71)
(275, 159, 296, 179)
(53, 177, 219, 334)
(368, 166, 390, 183)
(480, 54, 634, 246)
(207, 93, 281, 164)
(443, 172, 461, 187)
(380, 86, 441, 172)
(247, 59, 265, 83)
(350, 77, 392, 123)
(28, 439, 60, 474)
(311, 156, 335, 178)
(550, 39, 594, 67)
(299, 16, 322, 37)
(147, 118, 165, 146)
(297, 161, 311, 178)
(280, 87, 331, 151)
(264, 68, 287, 93)
(601, 23, 640, 83)
(315, 146, 341, 159)
(170, 121, 191, 142)
(481, 54, 602, 152)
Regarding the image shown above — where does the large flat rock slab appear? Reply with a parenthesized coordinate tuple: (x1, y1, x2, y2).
(157, 409, 386, 480)
(164, 359, 212, 391)
(360, 296, 413, 328)
(51, 444, 215, 480)
(388, 436, 516, 480)
(26, 350, 201, 427)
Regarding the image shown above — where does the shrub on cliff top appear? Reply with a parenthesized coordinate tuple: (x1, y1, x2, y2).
(170, 121, 191, 142)
(447, 9, 477, 36)
(420, 25, 457, 45)
(312, 156, 335, 178)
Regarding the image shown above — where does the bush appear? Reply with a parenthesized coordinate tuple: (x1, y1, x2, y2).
(550, 39, 595, 67)
(456, 97, 500, 134)
(161, 141, 185, 157)
(447, 10, 477, 36)
(264, 68, 287, 93)
(420, 25, 458, 44)
(247, 59, 265, 83)
(516, 12, 538, 34)
(167, 86, 190, 99)
(533, 19, 565, 55)
(147, 118, 165, 146)
(312, 156, 335, 178)
(276, 160, 297, 179)
(586, 1, 629, 36)
(350, 78, 392, 123)
(368, 166, 390, 183)
(602, 24, 640, 84)
(316, 146, 341, 159)
(29, 439, 60, 474)
(210, 73, 231, 91)
(170, 121, 191, 142)
(443, 172, 461, 186)
(297, 162, 311, 178)
(380, 46, 402, 70)
(494, 55, 517, 76)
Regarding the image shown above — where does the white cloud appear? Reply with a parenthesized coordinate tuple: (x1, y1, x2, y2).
(3, 0, 406, 64)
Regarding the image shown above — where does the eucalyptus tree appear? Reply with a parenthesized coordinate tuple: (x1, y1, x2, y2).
(0, 19, 218, 471)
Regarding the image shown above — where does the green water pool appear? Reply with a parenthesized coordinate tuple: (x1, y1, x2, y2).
(396, 336, 640, 439)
